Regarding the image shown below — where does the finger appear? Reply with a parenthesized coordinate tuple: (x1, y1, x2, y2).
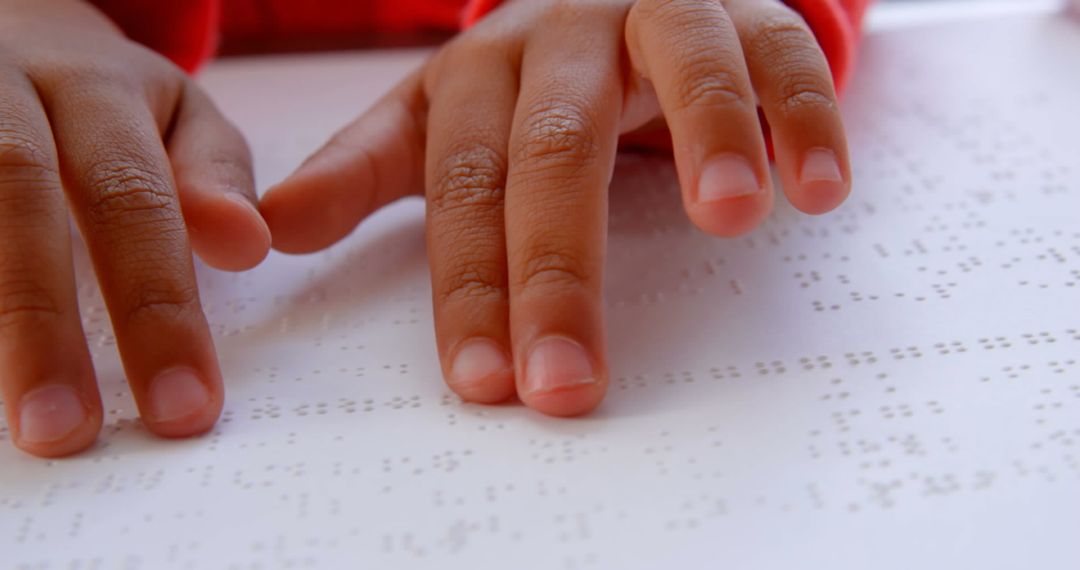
(505, 19, 623, 416)
(725, 0, 851, 214)
(259, 70, 428, 254)
(168, 80, 270, 271)
(41, 83, 223, 437)
(424, 44, 519, 404)
(626, 0, 773, 237)
(0, 71, 101, 457)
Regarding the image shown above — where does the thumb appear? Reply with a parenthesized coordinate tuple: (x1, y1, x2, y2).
(258, 70, 428, 254)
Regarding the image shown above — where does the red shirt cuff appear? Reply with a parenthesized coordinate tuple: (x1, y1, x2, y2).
(461, 0, 504, 28)
(90, 0, 219, 74)
(463, 0, 871, 96)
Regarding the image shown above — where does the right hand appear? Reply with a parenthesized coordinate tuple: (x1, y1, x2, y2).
(0, 0, 269, 457)
(260, 0, 851, 416)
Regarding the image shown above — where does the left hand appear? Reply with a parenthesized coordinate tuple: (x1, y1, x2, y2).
(258, 0, 852, 416)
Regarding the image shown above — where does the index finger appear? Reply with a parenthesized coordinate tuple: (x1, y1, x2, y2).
(41, 81, 224, 437)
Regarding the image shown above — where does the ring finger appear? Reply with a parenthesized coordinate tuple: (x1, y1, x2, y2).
(0, 70, 101, 457)
(724, 0, 852, 214)
(626, 0, 774, 237)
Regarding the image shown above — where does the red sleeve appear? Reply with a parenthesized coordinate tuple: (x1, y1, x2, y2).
(92, 0, 870, 85)
(88, 0, 474, 73)
(463, 0, 872, 96)
(90, 0, 219, 74)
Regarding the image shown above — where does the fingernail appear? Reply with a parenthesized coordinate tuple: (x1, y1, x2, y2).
(18, 385, 87, 444)
(524, 337, 596, 396)
(149, 369, 210, 422)
(697, 154, 762, 203)
(800, 148, 843, 185)
(451, 338, 512, 386)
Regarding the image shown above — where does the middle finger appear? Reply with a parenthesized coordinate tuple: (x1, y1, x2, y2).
(425, 39, 521, 404)
(504, 6, 626, 416)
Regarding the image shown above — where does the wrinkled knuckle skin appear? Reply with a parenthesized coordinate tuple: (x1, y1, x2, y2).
(744, 16, 835, 113)
(746, 15, 815, 64)
(0, 123, 57, 187)
(122, 278, 199, 330)
(673, 60, 747, 113)
(437, 255, 507, 306)
(631, 0, 751, 114)
(516, 248, 588, 291)
(773, 78, 835, 116)
(0, 278, 61, 331)
(430, 143, 507, 216)
(516, 97, 600, 174)
(83, 158, 177, 227)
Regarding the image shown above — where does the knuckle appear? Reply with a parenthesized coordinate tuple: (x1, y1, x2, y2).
(430, 143, 506, 215)
(743, 15, 836, 114)
(630, 0, 752, 114)
(122, 278, 199, 329)
(673, 61, 748, 112)
(515, 246, 588, 290)
(773, 78, 835, 116)
(0, 278, 61, 331)
(437, 255, 506, 304)
(515, 96, 600, 172)
(0, 124, 56, 184)
(83, 157, 176, 226)
(746, 14, 815, 62)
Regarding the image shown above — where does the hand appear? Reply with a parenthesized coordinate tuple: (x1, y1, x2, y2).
(260, 0, 851, 416)
(0, 0, 269, 457)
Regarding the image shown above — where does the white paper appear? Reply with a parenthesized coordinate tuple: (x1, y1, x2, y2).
(3, 12, 1079, 570)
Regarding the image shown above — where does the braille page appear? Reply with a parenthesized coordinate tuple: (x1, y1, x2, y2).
(3, 12, 1080, 570)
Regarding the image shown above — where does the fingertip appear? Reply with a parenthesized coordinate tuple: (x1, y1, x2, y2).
(687, 154, 774, 237)
(13, 384, 102, 458)
(258, 75, 427, 255)
(445, 338, 517, 404)
(449, 375, 517, 405)
(522, 384, 606, 417)
(141, 368, 223, 439)
(788, 179, 851, 215)
(14, 424, 100, 458)
(187, 192, 272, 271)
(259, 173, 358, 255)
(518, 337, 607, 417)
(686, 191, 774, 237)
(786, 147, 851, 215)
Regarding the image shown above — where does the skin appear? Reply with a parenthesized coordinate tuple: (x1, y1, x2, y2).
(0, 0, 849, 458)
(0, 0, 269, 457)
(261, 0, 852, 414)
